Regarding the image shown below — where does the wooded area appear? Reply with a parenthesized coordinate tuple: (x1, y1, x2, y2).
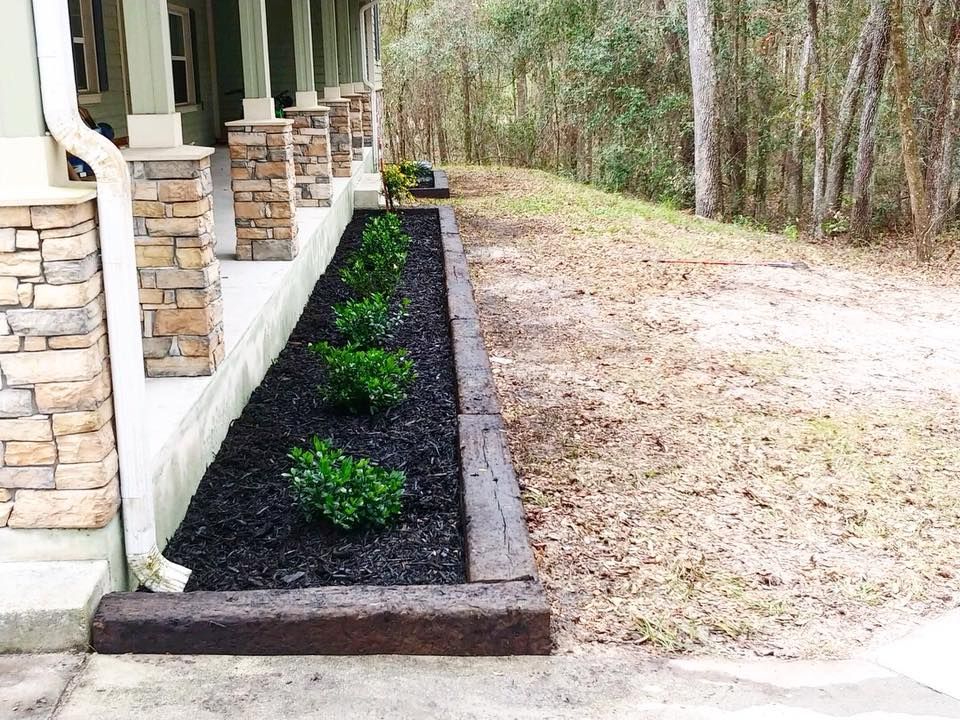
(382, 0, 960, 260)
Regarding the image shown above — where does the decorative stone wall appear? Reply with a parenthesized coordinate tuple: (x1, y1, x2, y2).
(0, 200, 119, 530)
(226, 119, 299, 261)
(128, 153, 225, 377)
(327, 99, 354, 178)
(359, 90, 373, 148)
(346, 95, 365, 161)
(284, 107, 333, 208)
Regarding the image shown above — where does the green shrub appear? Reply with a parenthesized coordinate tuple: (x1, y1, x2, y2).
(382, 164, 416, 209)
(361, 213, 411, 258)
(310, 341, 416, 414)
(339, 214, 412, 297)
(339, 248, 406, 297)
(285, 437, 404, 530)
(333, 293, 409, 347)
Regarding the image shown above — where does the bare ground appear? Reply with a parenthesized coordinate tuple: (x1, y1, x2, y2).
(445, 166, 960, 658)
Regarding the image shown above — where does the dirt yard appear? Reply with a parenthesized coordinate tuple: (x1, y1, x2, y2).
(447, 166, 960, 658)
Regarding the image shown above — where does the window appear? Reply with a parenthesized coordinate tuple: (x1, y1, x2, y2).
(69, 0, 99, 93)
(168, 6, 196, 106)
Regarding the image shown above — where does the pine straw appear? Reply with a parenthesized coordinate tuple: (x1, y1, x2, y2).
(443, 166, 960, 658)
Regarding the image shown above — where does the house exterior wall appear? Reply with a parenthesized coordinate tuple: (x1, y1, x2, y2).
(78, 0, 217, 147)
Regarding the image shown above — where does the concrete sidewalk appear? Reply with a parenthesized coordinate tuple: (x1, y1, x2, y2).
(5, 650, 960, 720)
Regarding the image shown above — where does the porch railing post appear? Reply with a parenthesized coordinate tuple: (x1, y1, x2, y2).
(320, 0, 341, 101)
(237, 0, 274, 121)
(292, 0, 318, 109)
(121, 0, 183, 148)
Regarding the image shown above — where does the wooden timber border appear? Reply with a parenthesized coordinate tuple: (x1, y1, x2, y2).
(91, 206, 551, 655)
(410, 169, 451, 199)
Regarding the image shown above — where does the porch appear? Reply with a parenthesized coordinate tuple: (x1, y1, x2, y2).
(0, 0, 384, 652)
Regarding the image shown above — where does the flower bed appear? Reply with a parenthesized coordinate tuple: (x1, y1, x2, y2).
(410, 169, 451, 199)
(162, 210, 463, 590)
(92, 207, 550, 655)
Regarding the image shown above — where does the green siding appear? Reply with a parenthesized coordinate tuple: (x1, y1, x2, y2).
(267, 0, 296, 99)
(82, 0, 128, 139)
(310, 0, 325, 89)
(213, 0, 244, 125)
(175, 0, 217, 145)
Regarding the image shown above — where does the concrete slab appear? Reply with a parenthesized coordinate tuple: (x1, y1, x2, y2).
(0, 653, 83, 719)
(872, 608, 960, 700)
(0, 561, 109, 652)
(50, 651, 960, 720)
(353, 173, 382, 209)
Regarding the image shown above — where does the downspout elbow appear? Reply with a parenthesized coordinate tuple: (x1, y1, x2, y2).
(32, 0, 190, 592)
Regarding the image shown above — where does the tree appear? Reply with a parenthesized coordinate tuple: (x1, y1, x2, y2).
(850, 1, 890, 243)
(890, 0, 932, 260)
(686, 0, 723, 218)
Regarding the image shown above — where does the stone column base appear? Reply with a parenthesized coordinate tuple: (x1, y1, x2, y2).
(125, 147, 225, 378)
(344, 95, 365, 161)
(226, 119, 299, 261)
(326, 99, 354, 178)
(284, 106, 333, 208)
(359, 90, 373, 148)
(0, 200, 119, 530)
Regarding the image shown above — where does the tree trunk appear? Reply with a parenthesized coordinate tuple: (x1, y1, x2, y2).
(460, 52, 474, 164)
(890, 0, 933, 260)
(753, 123, 769, 219)
(686, 0, 723, 218)
(821, 3, 876, 224)
(850, 3, 891, 242)
(515, 58, 528, 118)
(931, 8, 960, 233)
(809, 1, 828, 236)
(786, 30, 815, 220)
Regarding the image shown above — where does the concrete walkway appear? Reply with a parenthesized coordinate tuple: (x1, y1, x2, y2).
(5, 650, 960, 719)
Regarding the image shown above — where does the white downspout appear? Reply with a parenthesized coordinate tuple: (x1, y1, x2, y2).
(32, 0, 190, 592)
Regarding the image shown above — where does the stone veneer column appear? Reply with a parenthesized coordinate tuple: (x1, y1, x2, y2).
(226, 119, 300, 261)
(283, 106, 333, 207)
(359, 90, 373, 147)
(0, 200, 119, 530)
(345, 95, 365, 161)
(326, 99, 354, 178)
(127, 149, 225, 377)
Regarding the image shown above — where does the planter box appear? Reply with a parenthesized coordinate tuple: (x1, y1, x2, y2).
(91, 207, 550, 655)
(410, 170, 451, 199)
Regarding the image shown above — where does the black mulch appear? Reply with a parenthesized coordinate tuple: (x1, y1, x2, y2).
(163, 209, 465, 591)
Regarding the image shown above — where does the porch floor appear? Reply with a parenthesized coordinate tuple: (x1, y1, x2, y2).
(144, 146, 374, 548)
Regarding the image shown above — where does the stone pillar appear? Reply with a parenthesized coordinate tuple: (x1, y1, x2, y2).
(126, 149, 225, 377)
(226, 119, 299, 261)
(326, 99, 354, 178)
(346, 95, 364, 161)
(0, 201, 119, 530)
(359, 90, 373, 147)
(284, 107, 333, 207)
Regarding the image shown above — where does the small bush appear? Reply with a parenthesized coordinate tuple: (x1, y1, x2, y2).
(286, 437, 404, 530)
(333, 293, 409, 347)
(339, 248, 407, 297)
(361, 213, 411, 258)
(310, 341, 416, 413)
(382, 164, 416, 209)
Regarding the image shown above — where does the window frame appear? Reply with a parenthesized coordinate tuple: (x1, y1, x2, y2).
(168, 5, 197, 107)
(69, 0, 100, 95)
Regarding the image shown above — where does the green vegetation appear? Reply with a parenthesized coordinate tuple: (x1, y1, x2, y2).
(286, 437, 405, 530)
(333, 293, 410, 348)
(310, 341, 416, 414)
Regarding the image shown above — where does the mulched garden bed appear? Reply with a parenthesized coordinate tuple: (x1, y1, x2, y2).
(411, 169, 451, 199)
(163, 210, 464, 590)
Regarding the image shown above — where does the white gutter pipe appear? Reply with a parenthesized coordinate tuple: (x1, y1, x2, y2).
(32, 0, 190, 592)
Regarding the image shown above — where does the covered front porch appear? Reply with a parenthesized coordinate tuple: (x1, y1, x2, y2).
(0, 0, 384, 652)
